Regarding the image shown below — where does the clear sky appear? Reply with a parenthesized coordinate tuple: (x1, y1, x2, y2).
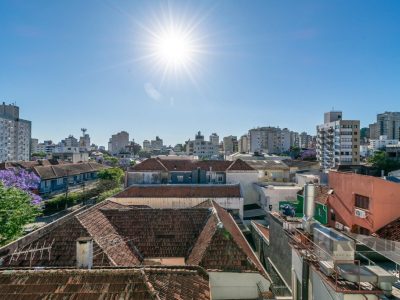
(1, 0, 399, 146)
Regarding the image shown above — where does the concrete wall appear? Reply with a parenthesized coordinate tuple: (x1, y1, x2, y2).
(208, 272, 270, 300)
(110, 197, 244, 218)
(226, 171, 259, 205)
(268, 214, 293, 287)
(258, 185, 302, 212)
(328, 171, 400, 233)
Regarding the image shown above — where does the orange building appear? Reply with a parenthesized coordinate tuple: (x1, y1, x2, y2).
(327, 171, 400, 236)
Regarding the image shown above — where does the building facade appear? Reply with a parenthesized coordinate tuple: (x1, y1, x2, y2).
(108, 131, 129, 155)
(238, 134, 249, 153)
(186, 131, 219, 158)
(0, 102, 31, 162)
(223, 135, 238, 155)
(377, 111, 400, 141)
(316, 111, 360, 170)
(248, 127, 293, 155)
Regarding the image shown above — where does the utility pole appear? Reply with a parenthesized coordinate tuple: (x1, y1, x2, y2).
(65, 169, 69, 210)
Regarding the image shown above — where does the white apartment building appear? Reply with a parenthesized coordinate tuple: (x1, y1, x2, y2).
(209, 133, 219, 146)
(238, 134, 249, 153)
(223, 135, 238, 155)
(369, 135, 399, 151)
(143, 140, 151, 152)
(0, 102, 31, 162)
(186, 131, 219, 158)
(316, 111, 360, 170)
(248, 127, 294, 154)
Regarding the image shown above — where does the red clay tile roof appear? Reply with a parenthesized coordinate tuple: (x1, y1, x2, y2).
(114, 185, 242, 198)
(0, 267, 210, 300)
(376, 217, 400, 241)
(101, 208, 210, 258)
(314, 185, 330, 205)
(131, 158, 168, 172)
(226, 159, 255, 171)
(252, 222, 270, 241)
(131, 158, 254, 172)
(1, 200, 263, 276)
(33, 162, 107, 180)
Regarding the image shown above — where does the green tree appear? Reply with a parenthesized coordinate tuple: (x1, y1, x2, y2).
(367, 151, 400, 175)
(0, 184, 40, 245)
(97, 167, 124, 183)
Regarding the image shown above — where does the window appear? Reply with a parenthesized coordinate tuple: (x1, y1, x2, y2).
(177, 175, 184, 183)
(330, 210, 336, 221)
(217, 175, 224, 182)
(355, 194, 369, 210)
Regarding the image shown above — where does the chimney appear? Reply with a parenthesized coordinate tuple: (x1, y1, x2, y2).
(302, 184, 316, 234)
(76, 237, 93, 269)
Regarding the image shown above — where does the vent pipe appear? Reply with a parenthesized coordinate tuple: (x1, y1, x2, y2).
(76, 237, 93, 269)
(302, 184, 316, 234)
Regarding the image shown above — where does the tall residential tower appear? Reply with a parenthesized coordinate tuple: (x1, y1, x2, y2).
(316, 111, 360, 170)
(0, 102, 31, 162)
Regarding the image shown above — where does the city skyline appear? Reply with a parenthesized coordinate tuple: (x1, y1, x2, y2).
(1, 0, 400, 146)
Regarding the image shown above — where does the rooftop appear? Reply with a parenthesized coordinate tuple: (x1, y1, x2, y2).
(33, 162, 107, 180)
(0, 200, 265, 276)
(131, 158, 255, 172)
(0, 266, 210, 300)
(114, 184, 242, 198)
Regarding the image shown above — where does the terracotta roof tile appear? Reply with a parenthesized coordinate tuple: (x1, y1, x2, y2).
(376, 217, 400, 241)
(33, 162, 106, 180)
(131, 158, 254, 172)
(314, 185, 330, 205)
(0, 267, 210, 300)
(1, 200, 264, 277)
(227, 159, 255, 171)
(114, 185, 242, 198)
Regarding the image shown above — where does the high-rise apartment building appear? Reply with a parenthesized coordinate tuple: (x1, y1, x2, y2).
(209, 133, 219, 146)
(150, 136, 163, 150)
(238, 134, 249, 153)
(186, 131, 219, 158)
(0, 102, 31, 162)
(299, 132, 313, 148)
(223, 135, 238, 155)
(248, 126, 291, 154)
(377, 112, 400, 141)
(316, 111, 360, 170)
(108, 131, 129, 155)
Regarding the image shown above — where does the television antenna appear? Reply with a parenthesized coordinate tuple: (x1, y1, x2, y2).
(8, 239, 55, 267)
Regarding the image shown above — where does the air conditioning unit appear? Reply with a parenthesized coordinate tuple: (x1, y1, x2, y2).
(355, 208, 367, 218)
(335, 222, 344, 230)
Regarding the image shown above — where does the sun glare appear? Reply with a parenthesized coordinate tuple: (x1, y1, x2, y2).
(135, 5, 212, 84)
(154, 28, 193, 67)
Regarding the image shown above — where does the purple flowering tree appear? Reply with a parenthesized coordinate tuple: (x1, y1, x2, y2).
(0, 169, 42, 205)
(300, 149, 317, 161)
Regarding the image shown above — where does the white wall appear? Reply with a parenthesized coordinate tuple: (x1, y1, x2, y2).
(258, 185, 302, 212)
(209, 272, 270, 300)
(226, 171, 259, 205)
(110, 197, 244, 218)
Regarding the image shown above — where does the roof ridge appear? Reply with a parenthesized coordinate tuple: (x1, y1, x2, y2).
(140, 268, 161, 300)
(155, 157, 168, 171)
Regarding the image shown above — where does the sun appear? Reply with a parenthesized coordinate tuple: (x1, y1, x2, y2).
(135, 5, 212, 84)
(154, 27, 194, 68)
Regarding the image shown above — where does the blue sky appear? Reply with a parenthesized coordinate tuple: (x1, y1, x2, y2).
(1, 0, 399, 146)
